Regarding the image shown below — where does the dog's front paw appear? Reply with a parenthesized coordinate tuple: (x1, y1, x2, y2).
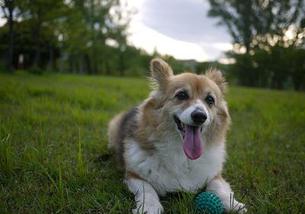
(132, 200, 164, 214)
(229, 201, 247, 213)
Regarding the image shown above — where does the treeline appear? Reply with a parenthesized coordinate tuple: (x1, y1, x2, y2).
(208, 0, 305, 90)
(0, 0, 219, 78)
(0, 0, 153, 76)
(1, 0, 305, 90)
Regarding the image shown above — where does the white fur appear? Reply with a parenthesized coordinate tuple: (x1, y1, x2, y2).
(124, 134, 225, 195)
(177, 99, 211, 126)
(119, 76, 247, 213)
(207, 177, 247, 213)
(123, 121, 247, 213)
(125, 178, 163, 214)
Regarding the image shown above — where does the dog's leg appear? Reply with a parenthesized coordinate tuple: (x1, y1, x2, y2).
(125, 176, 163, 214)
(206, 175, 247, 213)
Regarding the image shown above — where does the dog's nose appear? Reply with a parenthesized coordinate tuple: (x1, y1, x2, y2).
(191, 109, 207, 125)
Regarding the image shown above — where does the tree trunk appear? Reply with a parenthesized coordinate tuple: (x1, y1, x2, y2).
(33, 9, 42, 69)
(119, 51, 125, 76)
(47, 45, 55, 71)
(84, 54, 92, 74)
(6, 0, 14, 72)
(33, 31, 41, 68)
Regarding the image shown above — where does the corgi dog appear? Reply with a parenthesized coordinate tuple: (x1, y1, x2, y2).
(108, 58, 246, 214)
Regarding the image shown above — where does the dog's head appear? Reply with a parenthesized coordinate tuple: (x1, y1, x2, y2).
(148, 58, 230, 160)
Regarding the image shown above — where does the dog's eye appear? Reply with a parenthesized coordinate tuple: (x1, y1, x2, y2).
(205, 95, 215, 106)
(175, 91, 189, 100)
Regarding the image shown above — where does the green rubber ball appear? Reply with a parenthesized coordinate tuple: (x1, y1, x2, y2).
(194, 192, 224, 214)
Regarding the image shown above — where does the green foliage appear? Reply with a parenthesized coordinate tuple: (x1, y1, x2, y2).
(0, 72, 305, 213)
(0, 0, 152, 75)
(208, 0, 305, 52)
(57, 0, 129, 74)
(28, 66, 44, 75)
(228, 46, 305, 90)
(208, 0, 305, 91)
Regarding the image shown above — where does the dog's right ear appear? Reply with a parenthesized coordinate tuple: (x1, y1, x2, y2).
(150, 58, 173, 91)
(206, 69, 227, 94)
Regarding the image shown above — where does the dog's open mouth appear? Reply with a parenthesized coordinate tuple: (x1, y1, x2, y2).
(174, 115, 203, 160)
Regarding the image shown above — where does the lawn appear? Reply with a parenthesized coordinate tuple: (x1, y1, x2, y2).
(0, 72, 305, 213)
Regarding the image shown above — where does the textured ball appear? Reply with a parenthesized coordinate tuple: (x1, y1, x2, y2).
(194, 191, 224, 214)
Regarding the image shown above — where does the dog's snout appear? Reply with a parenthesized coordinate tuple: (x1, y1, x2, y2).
(191, 109, 207, 124)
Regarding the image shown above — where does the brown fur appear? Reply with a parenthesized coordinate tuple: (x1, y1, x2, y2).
(126, 171, 143, 180)
(206, 69, 227, 94)
(107, 59, 246, 213)
(108, 107, 139, 168)
(108, 58, 230, 169)
(146, 70, 230, 146)
(136, 99, 159, 150)
(150, 58, 174, 91)
(108, 112, 124, 151)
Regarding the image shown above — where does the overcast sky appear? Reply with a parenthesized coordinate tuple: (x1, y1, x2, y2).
(0, 0, 232, 62)
(126, 0, 232, 62)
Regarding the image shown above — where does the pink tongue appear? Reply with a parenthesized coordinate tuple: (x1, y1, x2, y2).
(183, 125, 203, 160)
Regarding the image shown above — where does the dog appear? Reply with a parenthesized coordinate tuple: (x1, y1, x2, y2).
(108, 58, 246, 213)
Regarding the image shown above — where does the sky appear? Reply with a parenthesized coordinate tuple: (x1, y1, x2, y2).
(126, 0, 233, 62)
(0, 0, 232, 62)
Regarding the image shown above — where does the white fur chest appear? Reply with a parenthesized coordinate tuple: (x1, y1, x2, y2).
(124, 136, 226, 195)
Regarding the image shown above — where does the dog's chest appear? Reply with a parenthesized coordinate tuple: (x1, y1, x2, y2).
(125, 139, 225, 195)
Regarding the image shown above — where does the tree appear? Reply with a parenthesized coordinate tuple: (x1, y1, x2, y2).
(0, 19, 60, 70)
(59, 0, 129, 74)
(17, 0, 65, 69)
(1, 0, 16, 72)
(208, 0, 305, 90)
(208, 0, 305, 53)
(0, 0, 148, 75)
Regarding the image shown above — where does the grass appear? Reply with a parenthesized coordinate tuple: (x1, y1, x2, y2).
(0, 71, 304, 213)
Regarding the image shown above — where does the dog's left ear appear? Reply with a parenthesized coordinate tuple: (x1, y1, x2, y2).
(150, 58, 173, 91)
(206, 69, 227, 93)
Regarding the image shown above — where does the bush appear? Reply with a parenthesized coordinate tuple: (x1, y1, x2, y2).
(228, 46, 305, 90)
(28, 66, 44, 75)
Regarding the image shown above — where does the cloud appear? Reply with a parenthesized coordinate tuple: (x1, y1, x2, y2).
(128, 22, 209, 61)
(126, 0, 232, 61)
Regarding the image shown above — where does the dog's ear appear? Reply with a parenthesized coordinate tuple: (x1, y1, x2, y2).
(150, 58, 173, 91)
(206, 69, 227, 93)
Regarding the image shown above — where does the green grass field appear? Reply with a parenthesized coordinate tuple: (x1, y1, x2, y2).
(1, 72, 305, 213)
